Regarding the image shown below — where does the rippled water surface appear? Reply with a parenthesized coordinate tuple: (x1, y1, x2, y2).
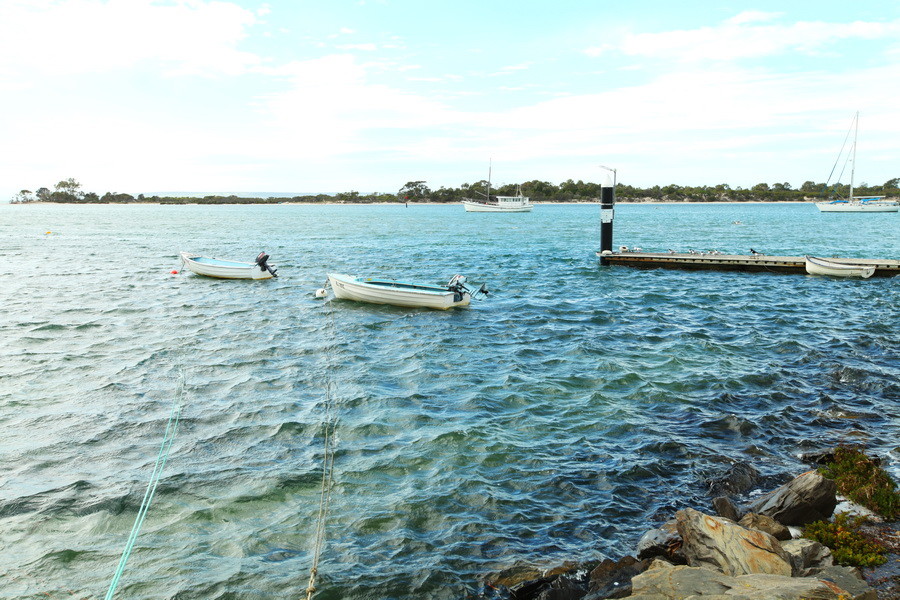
(1, 202, 898, 599)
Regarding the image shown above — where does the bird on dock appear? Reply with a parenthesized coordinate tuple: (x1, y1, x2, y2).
(750, 248, 764, 255)
(667, 249, 676, 254)
(632, 246, 642, 252)
(688, 249, 699, 254)
(619, 245, 629, 252)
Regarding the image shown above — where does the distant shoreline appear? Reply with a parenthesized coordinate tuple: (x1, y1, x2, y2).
(8, 200, 821, 206)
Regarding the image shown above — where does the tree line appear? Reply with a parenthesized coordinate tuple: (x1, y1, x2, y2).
(11, 176, 900, 204)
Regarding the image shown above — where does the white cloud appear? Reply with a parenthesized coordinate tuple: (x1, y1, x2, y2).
(253, 55, 462, 158)
(726, 11, 781, 25)
(0, 0, 259, 79)
(336, 43, 379, 51)
(585, 15, 900, 62)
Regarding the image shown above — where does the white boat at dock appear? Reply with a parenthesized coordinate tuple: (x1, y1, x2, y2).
(180, 251, 277, 279)
(326, 273, 486, 309)
(804, 255, 876, 278)
(815, 112, 899, 213)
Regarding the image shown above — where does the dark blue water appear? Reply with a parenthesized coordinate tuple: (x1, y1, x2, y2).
(0, 203, 897, 599)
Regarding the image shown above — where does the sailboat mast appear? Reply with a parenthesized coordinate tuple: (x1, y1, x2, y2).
(850, 111, 858, 201)
(487, 158, 492, 200)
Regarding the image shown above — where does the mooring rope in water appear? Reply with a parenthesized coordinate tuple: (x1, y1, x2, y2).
(104, 374, 184, 600)
(305, 300, 339, 600)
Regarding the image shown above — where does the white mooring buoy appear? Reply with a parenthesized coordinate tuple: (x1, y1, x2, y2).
(314, 288, 327, 299)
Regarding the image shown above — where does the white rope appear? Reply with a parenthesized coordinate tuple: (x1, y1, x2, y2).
(305, 301, 338, 600)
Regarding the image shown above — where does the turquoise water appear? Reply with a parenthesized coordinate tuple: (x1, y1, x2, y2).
(0, 203, 898, 599)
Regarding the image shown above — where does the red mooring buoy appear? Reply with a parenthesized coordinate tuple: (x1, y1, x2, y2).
(171, 270, 179, 274)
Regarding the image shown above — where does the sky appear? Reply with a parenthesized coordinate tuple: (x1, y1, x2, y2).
(2, 0, 900, 198)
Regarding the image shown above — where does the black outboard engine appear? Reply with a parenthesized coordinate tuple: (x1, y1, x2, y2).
(447, 274, 469, 302)
(255, 251, 277, 277)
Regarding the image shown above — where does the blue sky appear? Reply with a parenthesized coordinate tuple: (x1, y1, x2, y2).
(2, 0, 900, 198)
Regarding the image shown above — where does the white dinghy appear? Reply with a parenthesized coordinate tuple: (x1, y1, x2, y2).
(804, 255, 875, 279)
(326, 273, 487, 309)
(180, 251, 277, 279)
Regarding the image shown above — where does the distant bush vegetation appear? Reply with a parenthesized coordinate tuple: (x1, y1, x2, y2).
(11, 177, 900, 204)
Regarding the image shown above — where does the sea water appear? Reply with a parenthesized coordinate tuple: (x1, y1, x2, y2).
(0, 202, 897, 599)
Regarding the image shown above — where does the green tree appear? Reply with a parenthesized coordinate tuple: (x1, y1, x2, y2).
(50, 178, 84, 202)
(11, 189, 34, 203)
(398, 181, 431, 201)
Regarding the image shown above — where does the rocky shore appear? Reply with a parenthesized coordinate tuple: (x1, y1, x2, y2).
(484, 451, 899, 600)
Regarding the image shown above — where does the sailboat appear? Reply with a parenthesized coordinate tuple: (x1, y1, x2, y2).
(815, 112, 899, 213)
(461, 161, 533, 212)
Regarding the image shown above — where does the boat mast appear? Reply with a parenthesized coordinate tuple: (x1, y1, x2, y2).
(850, 111, 858, 201)
(487, 158, 492, 201)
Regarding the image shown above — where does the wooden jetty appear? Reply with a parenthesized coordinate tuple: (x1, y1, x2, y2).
(593, 169, 898, 277)
(596, 251, 900, 277)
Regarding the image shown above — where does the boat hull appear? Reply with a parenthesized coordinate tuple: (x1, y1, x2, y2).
(462, 200, 533, 212)
(805, 256, 876, 278)
(815, 201, 899, 212)
(327, 274, 471, 309)
(180, 252, 274, 280)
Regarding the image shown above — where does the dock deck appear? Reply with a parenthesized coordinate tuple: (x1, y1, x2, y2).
(597, 251, 900, 277)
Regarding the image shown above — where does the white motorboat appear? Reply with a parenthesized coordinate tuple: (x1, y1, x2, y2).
(815, 112, 899, 213)
(804, 255, 876, 278)
(462, 161, 533, 212)
(180, 251, 277, 279)
(326, 273, 485, 309)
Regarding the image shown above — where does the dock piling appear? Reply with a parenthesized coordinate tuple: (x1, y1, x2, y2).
(599, 167, 616, 264)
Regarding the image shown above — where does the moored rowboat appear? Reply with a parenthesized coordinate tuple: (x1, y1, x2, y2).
(180, 251, 277, 279)
(326, 273, 484, 309)
(804, 255, 875, 279)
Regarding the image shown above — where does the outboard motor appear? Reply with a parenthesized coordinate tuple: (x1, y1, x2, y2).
(255, 251, 278, 277)
(447, 274, 468, 302)
(447, 274, 467, 287)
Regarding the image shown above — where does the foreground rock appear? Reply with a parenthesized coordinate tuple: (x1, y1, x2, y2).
(485, 467, 884, 600)
(628, 560, 873, 600)
(676, 508, 792, 576)
(746, 470, 837, 525)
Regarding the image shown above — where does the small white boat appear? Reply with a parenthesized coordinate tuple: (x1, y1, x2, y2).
(180, 251, 277, 279)
(326, 273, 486, 309)
(804, 255, 876, 279)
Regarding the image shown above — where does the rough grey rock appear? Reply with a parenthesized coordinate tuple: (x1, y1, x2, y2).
(586, 556, 648, 599)
(676, 508, 792, 576)
(780, 538, 833, 576)
(712, 496, 741, 521)
(738, 512, 792, 541)
(809, 565, 876, 600)
(635, 520, 685, 564)
(745, 471, 837, 526)
(707, 461, 760, 496)
(626, 560, 862, 600)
